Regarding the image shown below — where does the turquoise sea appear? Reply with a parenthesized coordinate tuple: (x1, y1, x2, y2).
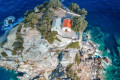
(0, 67, 18, 80)
(0, 0, 120, 80)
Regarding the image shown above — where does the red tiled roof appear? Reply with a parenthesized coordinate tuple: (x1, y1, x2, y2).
(63, 19, 71, 28)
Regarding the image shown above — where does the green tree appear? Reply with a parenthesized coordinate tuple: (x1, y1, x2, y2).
(43, 9, 55, 21)
(78, 8, 87, 17)
(43, 1, 49, 7)
(24, 10, 34, 17)
(48, 0, 61, 9)
(71, 16, 88, 32)
(69, 3, 79, 12)
(36, 1, 49, 13)
(24, 12, 39, 28)
(37, 9, 55, 36)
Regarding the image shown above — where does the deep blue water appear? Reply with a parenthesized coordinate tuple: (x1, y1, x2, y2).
(0, 0, 120, 80)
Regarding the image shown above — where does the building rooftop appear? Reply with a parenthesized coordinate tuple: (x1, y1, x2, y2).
(63, 19, 71, 28)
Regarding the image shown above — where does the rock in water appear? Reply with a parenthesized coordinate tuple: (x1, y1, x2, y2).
(117, 46, 120, 56)
(34, 7, 40, 13)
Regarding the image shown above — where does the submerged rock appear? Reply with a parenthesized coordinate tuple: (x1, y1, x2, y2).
(34, 7, 40, 13)
(117, 46, 120, 56)
(114, 34, 120, 45)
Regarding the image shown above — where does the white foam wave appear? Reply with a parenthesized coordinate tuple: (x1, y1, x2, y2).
(0, 16, 24, 43)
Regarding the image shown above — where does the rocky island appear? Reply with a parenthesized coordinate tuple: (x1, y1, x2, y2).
(0, 0, 111, 80)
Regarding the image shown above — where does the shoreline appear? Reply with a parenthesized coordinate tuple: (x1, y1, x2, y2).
(0, 17, 24, 43)
(0, 25, 111, 80)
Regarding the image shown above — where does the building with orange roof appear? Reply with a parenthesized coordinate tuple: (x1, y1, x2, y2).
(62, 18, 72, 32)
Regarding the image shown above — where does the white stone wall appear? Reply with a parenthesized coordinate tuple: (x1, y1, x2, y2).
(62, 27, 71, 32)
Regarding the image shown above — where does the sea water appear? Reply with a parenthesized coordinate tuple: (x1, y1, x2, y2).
(0, 0, 120, 80)
(0, 67, 19, 80)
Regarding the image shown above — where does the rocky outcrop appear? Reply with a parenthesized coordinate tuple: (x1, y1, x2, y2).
(0, 26, 18, 57)
(0, 24, 111, 80)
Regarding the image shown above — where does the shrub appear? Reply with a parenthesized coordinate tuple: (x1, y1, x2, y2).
(36, 1, 49, 12)
(66, 64, 78, 80)
(69, 3, 79, 12)
(68, 3, 87, 18)
(69, 64, 73, 68)
(45, 31, 58, 44)
(55, 37, 61, 42)
(77, 69, 81, 73)
(0, 41, 6, 47)
(37, 4, 44, 10)
(43, 1, 49, 7)
(75, 54, 80, 66)
(41, 8, 46, 13)
(24, 12, 39, 28)
(12, 25, 24, 55)
(17, 23, 23, 32)
(71, 16, 88, 32)
(78, 8, 87, 16)
(37, 9, 55, 38)
(1, 52, 7, 57)
(24, 10, 34, 17)
(66, 41, 80, 49)
(48, 0, 61, 9)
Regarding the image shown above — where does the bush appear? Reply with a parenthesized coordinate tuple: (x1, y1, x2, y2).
(55, 37, 61, 42)
(77, 69, 81, 73)
(17, 23, 23, 32)
(71, 16, 88, 32)
(48, 0, 61, 9)
(45, 31, 58, 44)
(24, 10, 34, 17)
(0, 41, 6, 47)
(66, 41, 80, 49)
(37, 9, 55, 37)
(24, 12, 39, 28)
(43, 1, 49, 7)
(12, 26, 24, 55)
(69, 3, 79, 12)
(75, 54, 80, 66)
(36, 1, 49, 12)
(41, 8, 46, 13)
(78, 8, 87, 17)
(1, 52, 7, 57)
(37, 4, 44, 10)
(69, 3, 87, 18)
(66, 64, 78, 79)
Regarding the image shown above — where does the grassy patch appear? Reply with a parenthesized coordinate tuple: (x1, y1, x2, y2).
(66, 41, 80, 49)
(1, 52, 7, 57)
(45, 31, 58, 44)
(55, 37, 61, 42)
(75, 54, 80, 66)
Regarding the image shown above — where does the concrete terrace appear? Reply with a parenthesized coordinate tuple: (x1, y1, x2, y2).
(52, 8, 81, 18)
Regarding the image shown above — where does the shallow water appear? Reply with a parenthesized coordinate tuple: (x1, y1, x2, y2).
(0, 0, 120, 79)
(0, 67, 19, 80)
